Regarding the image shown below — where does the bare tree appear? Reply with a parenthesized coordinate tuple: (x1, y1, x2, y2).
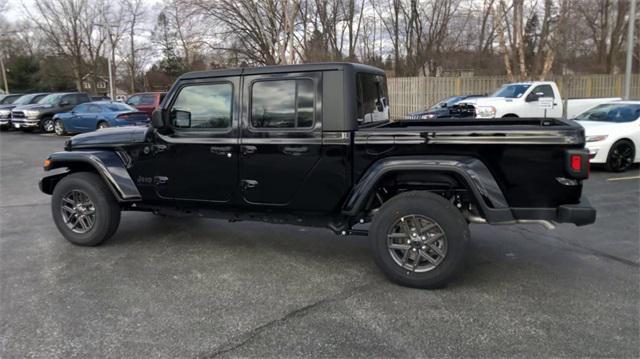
(26, 0, 88, 91)
(122, 0, 145, 92)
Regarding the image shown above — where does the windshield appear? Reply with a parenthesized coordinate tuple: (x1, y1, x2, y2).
(492, 84, 531, 98)
(106, 103, 137, 112)
(38, 94, 64, 105)
(575, 103, 640, 123)
(13, 94, 40, 105)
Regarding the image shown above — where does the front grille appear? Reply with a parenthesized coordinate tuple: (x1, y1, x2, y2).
(11, 111, 25, 119)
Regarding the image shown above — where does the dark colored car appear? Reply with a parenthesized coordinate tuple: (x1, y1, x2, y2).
(407, 94, 485, 119)
(39, 63, 595, 289)
(53, 101, 150, 136)
(0, 93, 50, 130)
(0, 93, 23, 105)
(126, 92, 166, 118)
(11, 92, 91, 132)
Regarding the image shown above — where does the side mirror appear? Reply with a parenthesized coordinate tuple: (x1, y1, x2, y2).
(173, 110, 191, 128)
(59, 100, 70, 106)
(441, 102, 448, 108)
(151, 108, 167, 129)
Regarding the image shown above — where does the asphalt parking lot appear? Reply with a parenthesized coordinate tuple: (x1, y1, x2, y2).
(1, 130, 638, 358)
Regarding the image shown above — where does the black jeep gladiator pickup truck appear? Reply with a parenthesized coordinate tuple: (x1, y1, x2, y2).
(40, 63, 595, 288)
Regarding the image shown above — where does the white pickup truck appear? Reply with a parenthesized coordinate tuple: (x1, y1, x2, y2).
(459, 81, 620, 119)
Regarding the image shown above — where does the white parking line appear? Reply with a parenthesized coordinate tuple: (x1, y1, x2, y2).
(607, 175, 640, 182)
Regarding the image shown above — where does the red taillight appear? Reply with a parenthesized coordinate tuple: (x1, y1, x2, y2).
(571, 155, 581, 172)
(118, 114, 129, 120)
(565, 149, 589, 180)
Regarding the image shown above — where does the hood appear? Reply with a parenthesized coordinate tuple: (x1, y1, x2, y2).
(0, 104, 17, 111)
(407, 107, 448, 117)
(69, 126, 152, 149)
(577, 120, 625, 135)
(460, 97, 514, 106)
(12, 103, 53, 111)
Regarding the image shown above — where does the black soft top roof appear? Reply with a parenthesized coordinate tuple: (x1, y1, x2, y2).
(179, 62, 385, 80)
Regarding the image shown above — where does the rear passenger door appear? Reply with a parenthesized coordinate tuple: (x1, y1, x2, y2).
(240, 72, 322, 207)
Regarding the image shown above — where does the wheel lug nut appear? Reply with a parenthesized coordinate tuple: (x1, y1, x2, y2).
(406, 240, 411, 244)
(412, 248, 417, 252)
(421, 245, 426, 250)
(421, 236, 426, 240)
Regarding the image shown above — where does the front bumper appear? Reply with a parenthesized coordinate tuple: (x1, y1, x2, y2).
(510, 196, 596, 226)
(11, 119, 40, 128)
(0, 118, 10, 126)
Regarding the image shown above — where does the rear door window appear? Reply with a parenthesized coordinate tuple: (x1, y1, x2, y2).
(356, 73, 389, 125)
(250, 79, 314, 129)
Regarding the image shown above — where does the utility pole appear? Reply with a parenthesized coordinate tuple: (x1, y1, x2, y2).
(0, 56, 8, 94)
(624, 0, 637, 100)
(108, 52, 114, 100)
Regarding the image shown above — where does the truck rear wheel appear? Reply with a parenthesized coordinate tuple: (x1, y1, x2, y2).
(51, 172, 121, 246)
(369, 191, 469, 289)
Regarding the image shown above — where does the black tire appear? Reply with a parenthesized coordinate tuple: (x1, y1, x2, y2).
(97, 121, 109, 129)
(51, 172, 121, 246)
(54, 119, 66, 136)
(605, 139, 635, 172)
(502, 114, 518, 118)
(40, 117, 55, 133)
(369, 191, 469, 289)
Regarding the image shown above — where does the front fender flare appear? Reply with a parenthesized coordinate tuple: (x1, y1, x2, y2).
(41, 150, 141, 201)
(342, 156, 514, 223)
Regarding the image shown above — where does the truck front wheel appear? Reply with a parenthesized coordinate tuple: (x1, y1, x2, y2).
(369, 191, 469, 289)
(51, 172, 121, 246)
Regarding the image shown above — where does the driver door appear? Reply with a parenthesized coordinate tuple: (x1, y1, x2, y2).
(151, 77, 240, 204)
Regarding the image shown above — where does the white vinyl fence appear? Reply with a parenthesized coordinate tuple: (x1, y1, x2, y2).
(387, 74, 640, 117)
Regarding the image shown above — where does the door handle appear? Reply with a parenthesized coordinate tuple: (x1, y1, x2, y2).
(210, 145, 232, 156)
(242, 145, 257, 155)
(241, 179, 258, 190)
(283, 145, 308, 155)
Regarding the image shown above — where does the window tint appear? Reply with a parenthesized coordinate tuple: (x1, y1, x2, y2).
(251, 79, 314, 129)
(531, 85, 555, 98)
(88, 105, 103, 113)
(356, 73, 389, 125)
(74, 104, 88, 112)
(575, 104, 640, 123)
(63, 95, 80, 106)
(139, 95, 156, 105)
(171, 83, 233, 129)
(126, 95, 140, 106)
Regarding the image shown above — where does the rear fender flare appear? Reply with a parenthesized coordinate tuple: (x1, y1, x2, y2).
(342, 156, 514, 223)
(41, 150, 141, 202)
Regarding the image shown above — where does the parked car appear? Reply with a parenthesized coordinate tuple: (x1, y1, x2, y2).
(460, 81, 619, 119)
(39, 63, 595, 289)
(126, 92, 166, 117)
(0, 93, 23, 105)
(11, 92, 91, 132)
(91, 95, 111, 101)
(0, 93, 49, 130)
(407, 94, 485, 119)
(575, 101, 640, 172)
(53, 101, 150, 136)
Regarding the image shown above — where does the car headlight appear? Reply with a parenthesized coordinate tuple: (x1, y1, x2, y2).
(475, 106, 496, 118)
(421, 113, 436, 119)
(24, 110, 40, 118)
(0, 110, 10, 117)
(586, 135, 608, 142)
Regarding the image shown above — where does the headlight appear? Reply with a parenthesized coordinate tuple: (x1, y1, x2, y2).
(0, 110, 10, 117)
(421, 113, 436, 119)
(586, 135, 608, 142)
(475, 106, 496, 118)
(23, 110, 40, 118)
